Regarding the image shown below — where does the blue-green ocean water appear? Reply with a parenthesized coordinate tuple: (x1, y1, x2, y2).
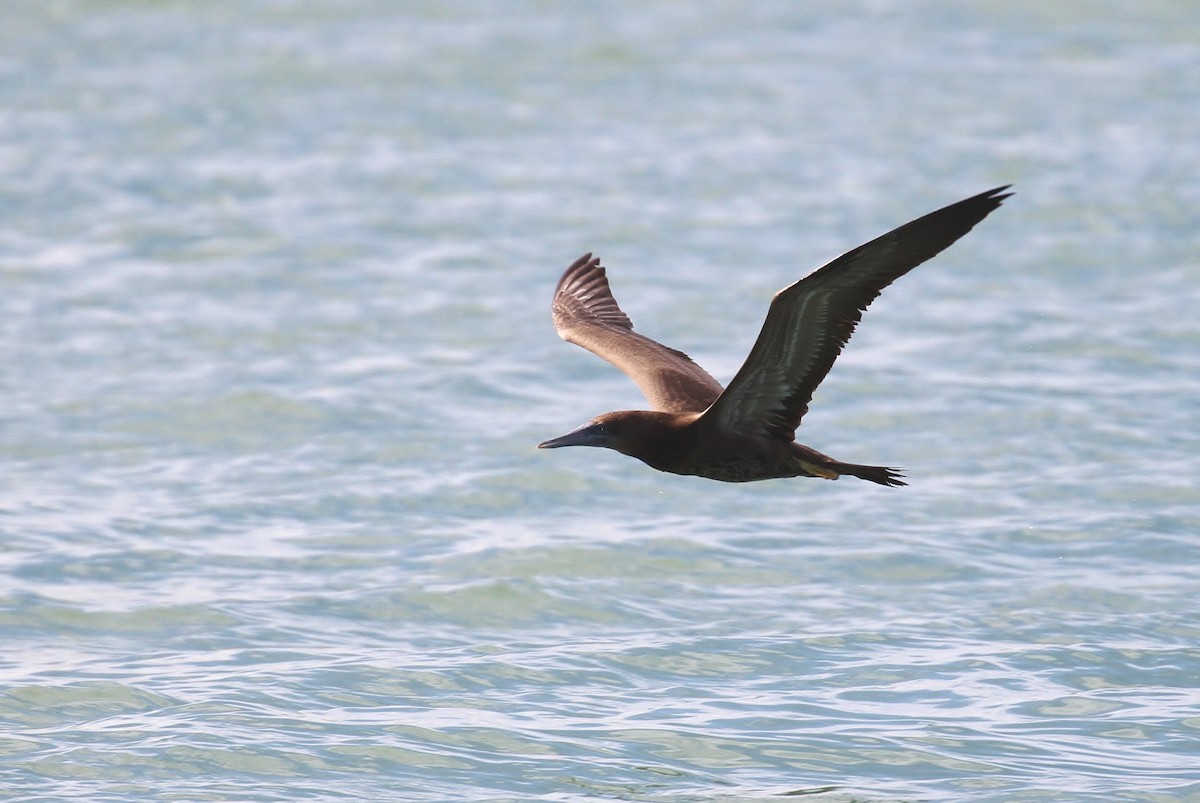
(2, 2, 1198, 801)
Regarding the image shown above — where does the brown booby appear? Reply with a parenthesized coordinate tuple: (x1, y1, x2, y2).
(538, 186, 1011, 485)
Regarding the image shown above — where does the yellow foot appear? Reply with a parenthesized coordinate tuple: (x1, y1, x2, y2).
(798, 460, 839, 480)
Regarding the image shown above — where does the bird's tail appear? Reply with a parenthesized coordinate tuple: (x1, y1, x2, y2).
(827, 460, 907, 487)
(792, 443, 907, 487)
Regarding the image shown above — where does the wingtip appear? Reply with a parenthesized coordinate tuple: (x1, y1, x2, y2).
(982, 184, 1015, 204)
(933, 183, 1013, 225)
(568, 251, 598, 270)
(572, 252, 604, 276)
(556, 252, 605, 295)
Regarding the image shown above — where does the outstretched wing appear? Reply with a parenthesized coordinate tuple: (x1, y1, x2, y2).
(701, 185, 1012, 440)
(551, 253, 725, 413)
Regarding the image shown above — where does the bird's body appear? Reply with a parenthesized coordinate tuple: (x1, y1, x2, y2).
(538, 186, 1011, 485)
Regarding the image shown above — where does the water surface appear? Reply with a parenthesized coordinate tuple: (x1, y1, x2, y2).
(2, 2, 1198, 801)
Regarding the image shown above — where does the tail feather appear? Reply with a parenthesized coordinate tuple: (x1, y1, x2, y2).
(830, 460, 907, 487)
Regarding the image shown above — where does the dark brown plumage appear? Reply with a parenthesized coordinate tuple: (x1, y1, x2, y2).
(538, 186, 1011, 484)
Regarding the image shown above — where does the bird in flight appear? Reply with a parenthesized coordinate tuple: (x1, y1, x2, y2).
(538, 185, 1011, 485)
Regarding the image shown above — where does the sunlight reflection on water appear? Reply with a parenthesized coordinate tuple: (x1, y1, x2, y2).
(2, 1, 1199, 801)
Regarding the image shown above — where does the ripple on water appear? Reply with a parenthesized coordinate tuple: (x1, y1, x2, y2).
(2, 1, 1200, 802)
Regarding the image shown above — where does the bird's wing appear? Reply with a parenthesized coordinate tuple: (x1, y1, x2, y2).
(700, 185, 1012, 440)
(551, 253, 725, 413)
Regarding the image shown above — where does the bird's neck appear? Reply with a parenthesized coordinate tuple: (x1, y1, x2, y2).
(610, 410, 701, 472)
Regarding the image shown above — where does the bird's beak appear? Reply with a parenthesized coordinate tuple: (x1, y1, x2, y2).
(537, 423, 608, 449)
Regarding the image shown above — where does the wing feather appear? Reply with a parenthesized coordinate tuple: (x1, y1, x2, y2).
(701, 186, 1012, 439)
(551, 254, 724, 413)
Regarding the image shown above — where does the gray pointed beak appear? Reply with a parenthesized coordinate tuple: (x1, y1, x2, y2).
(537, 422, 608, 449)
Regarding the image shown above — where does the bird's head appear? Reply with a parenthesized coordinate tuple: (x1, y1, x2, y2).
(537, 410, 687, 464)
(537, 411, 630, 452)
